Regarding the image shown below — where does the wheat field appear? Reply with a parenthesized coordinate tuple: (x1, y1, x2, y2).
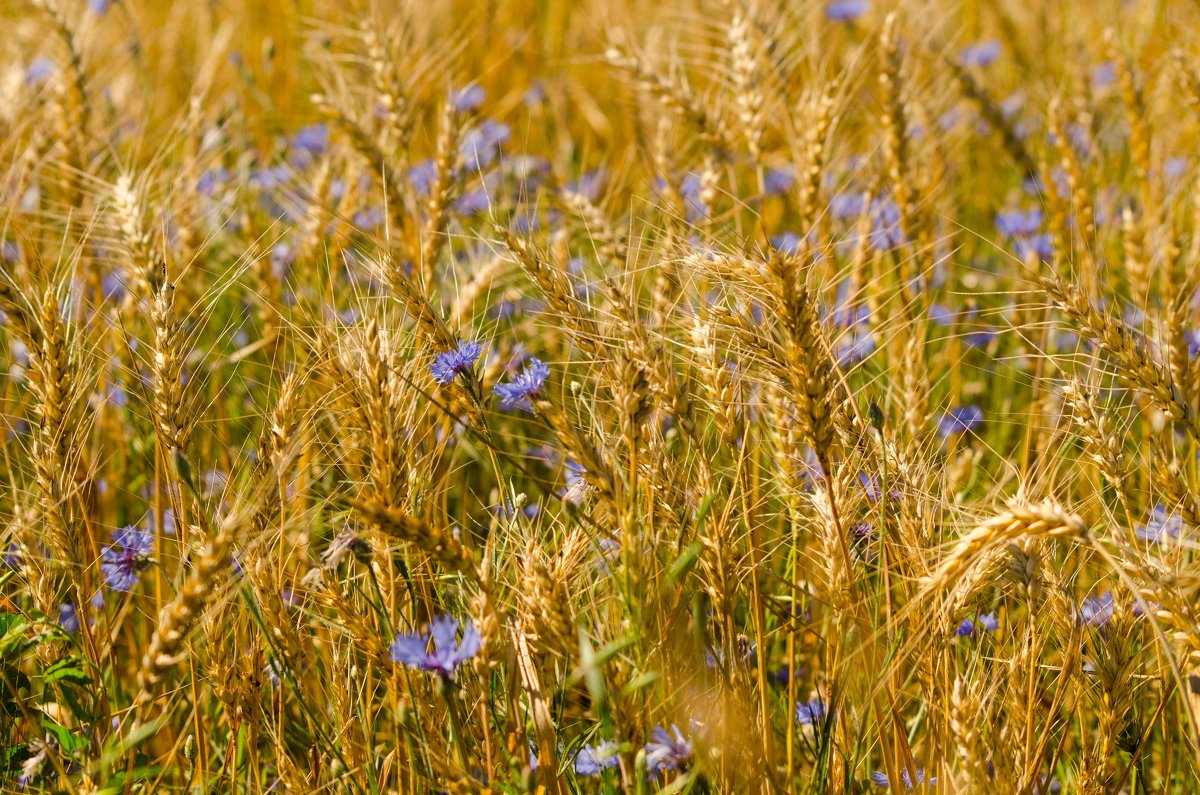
(1, 0, 1199, 791)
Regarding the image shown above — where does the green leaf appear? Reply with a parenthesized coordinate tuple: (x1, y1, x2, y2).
(42, 720, 87, 755)
(619, 671, 661, 696)
(0, 619, 33, 662)
(43, 658, 91, 687)
(666, 541, 702, 584)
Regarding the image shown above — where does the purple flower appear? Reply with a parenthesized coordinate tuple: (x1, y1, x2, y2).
(849, 522, 878, 562)
(493, 357, 550, 410)
(938, 406, 983, 437)
(574, 740, 619, 776)
(100, 526, 155, 592)
(563, 459, 588, 503)
(826, 0, 868, 22)
(101, 270, 126, 302)
(1092, 61, 1117, 89)
(390, 615, 481, 677)
(763, 166, 796, 196)
(1080, 591, 1115, 628)
(858, 471, 881, 502)
(89, 0, 112, 14)
(772, 231, 807, 255)
(453, 188, 491, 216)
(58, 603, 79, 633)
(830, 190, 868, 219)
(962, 329, 998, 348)
(453, 84, 485, 113)
(409, 159, 437, 197)
(1164, 157, 1189, 183)
(868, 196, 906, 251)
(960, 40, 1000, 67)
(644, 725, 693, 774)
(1135, 504, 1185, 544)
(353, 207, 383, 230)
(523, 81, 546, 107)
(430, 340, 482, 385)
(1180, 329, 1200, 357)
(870, 768, 934, 790)
(955, 611, 999, 638)
(291, 124, 328, 161)
(795, 698, 829, 725)
(565, 169, 606, 202)
(929, 303, 955, 326)
(1014, 233, 1053, 262)
(25, 58, 56, 86)
(995, 209, 1043, 238)
(835, 325, 877, 365)
(459, 120, 510, 172)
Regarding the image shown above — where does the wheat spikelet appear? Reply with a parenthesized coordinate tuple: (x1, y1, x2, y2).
(729, 9, 765, 162)
(1043, 274, 1199, 440)
(605, 45, 734, 153)
(926, 500, 1087, 593)
(356, 501, 476, 575)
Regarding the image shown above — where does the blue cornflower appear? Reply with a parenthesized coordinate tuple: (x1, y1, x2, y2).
(956, 611, 999, 638)
(459, 120, 511, 172)
(1080, 591, 1115, 628)
(995, 209, 1052, 261)
(523, 81, 546, 107)
(868, 196, 906, 251)
(830, 190, 868, 220)
(101, 270, 125, 302)
(528, 741, 540, 770)
(1164, 156, 1189, 182)
(563, 460, 588, 503)
(493, 357, 550, 410)
(409, 159, 437, 197)
(960, 40, 1000, 67)
(25, 58, 56, 86)
(795, 698, 830, 725)
(963, 329, 998, 348)
(763, 166, 796, 196)
(644, 725, 693, 774)
(453, 84, 485, 113)
(574, 740, 619, 776)
(870, 768, 935, 790)
(1135, 504, 1185, 544)
(390, 615, 481, 678)
(453, 188, 491, 216)
(353, 207, 383, 230)
(772, 231, 807, 255)
(58, 603, 79, 633)
(430, 340, 482, 385)
(1092, 61, 1117, 89)
(938, 406, 983, 437)
(858, 471, 881, 502)
(100, 526, 154, 592)
(1013, 233, 1053, 261)
(928, 303, 956, 326)
(826, 0, 868, 22)
(290, 124, 329, 162)
(995, 209, 1043, 238)
(836, 325, 877, 365)
(850, 522, 879, 563)
(565, 169, 606, 202)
